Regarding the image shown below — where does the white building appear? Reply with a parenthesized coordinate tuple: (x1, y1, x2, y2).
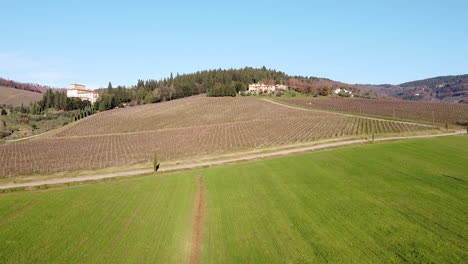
(67, 84, 99, 104)
(248, 83, 288, 94)
(333, 87, 353, 96)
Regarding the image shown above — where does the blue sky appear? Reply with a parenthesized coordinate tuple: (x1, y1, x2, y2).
(1, 0, 467, 89)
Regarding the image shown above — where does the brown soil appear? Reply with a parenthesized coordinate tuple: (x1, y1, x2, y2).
(190, 175, 206, 264)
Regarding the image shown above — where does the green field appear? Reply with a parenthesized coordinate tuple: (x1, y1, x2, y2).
(0, 175, 196, 263)
(1, 136, 467, 263)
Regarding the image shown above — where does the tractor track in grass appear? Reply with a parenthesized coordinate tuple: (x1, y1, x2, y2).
(189, 175, 206, 264)
(0, 202, 36, 226)
(0, 130, 465, 191)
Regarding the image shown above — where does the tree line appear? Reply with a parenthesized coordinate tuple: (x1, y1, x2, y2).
(134, 66, 288, 100)
(94, 67, 289, 109)
(35, 90, 92, 114)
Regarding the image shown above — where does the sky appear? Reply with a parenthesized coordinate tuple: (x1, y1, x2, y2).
(1, 0, 467, 89)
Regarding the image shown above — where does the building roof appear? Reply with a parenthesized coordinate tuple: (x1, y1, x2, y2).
(69, 84, 87, 90)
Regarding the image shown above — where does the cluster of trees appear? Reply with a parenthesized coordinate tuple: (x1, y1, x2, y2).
(0, 90, 93, 118)
(286, 78, 340, 96)
(34, 90, 92, 113)
(72, 106, 94, 121)
(131, 67, 288, 100)
(91, 67, 290, 111)
(94, 83, 133, 111)
(206, 83, 237, 97)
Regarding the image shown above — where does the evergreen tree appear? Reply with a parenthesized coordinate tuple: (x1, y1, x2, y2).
(107, 82, 113, 93)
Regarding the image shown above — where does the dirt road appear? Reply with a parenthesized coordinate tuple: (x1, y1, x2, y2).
(2, 131, 48, 143)
(0, 130, 464, 190)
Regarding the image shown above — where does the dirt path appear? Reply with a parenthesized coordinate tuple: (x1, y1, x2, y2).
(189, 175, 206, 264)
(0, 131, 465, 190)
(264, 99, 438, 128)
(2, 131, 49, 142)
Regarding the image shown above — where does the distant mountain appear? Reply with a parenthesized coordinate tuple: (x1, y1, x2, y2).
(362, 74, 468, 103)
(0, 78, 53, 94)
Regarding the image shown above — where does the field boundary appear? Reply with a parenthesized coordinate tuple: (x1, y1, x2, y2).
(0, 130, 465, 191)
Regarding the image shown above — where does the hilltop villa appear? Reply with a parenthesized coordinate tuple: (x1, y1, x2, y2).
(248, 83, 288, 94)
(66, 84, 99, 104)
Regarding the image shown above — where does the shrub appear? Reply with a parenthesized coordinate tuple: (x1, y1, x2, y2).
(338, 91, 352, 97)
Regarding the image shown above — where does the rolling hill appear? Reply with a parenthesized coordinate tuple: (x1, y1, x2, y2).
(0, 78, 65, 106)
(0, 86, 43, 106)
(279, 97, 468, 126)
(360, 74, 468, 103)
(0, 78, 51, 94)
(0, 96, 440, 178)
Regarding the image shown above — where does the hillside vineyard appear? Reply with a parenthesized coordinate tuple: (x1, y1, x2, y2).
(0, 97, 439, 177)
(279, 98, 468, 125)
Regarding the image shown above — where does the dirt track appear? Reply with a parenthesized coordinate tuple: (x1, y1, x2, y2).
(189, 175, 205, 264)
(0, 130, 464, 190)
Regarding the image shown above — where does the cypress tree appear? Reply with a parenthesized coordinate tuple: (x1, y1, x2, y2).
(153, 153, 160, 172)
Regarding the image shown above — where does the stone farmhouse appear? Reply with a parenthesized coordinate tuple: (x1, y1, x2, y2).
(66, 84, 99, 104)
(248, 83, 288, 94)
(333, 87, 353, 97)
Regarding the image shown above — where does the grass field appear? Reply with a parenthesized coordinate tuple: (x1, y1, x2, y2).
(201, 135, 468, 263)
(0, 174, 196, 263)
(0, 136, 466, 263)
